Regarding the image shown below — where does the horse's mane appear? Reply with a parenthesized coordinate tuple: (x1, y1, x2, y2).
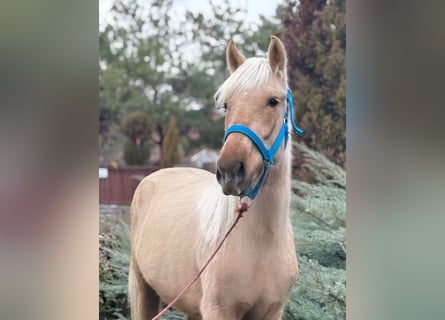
(214, 57, 284, 109)
(197, 180, 238, 252)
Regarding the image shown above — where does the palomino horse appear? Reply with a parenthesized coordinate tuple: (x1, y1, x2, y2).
(129, 36, 300, 320)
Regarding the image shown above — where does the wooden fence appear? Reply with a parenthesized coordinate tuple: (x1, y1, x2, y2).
(99, 166, 159, 205)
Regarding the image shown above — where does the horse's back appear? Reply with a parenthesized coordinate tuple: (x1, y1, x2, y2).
(133, 166, 212, 207)
(131, 167, 213, 232)
(130, 167, 213, 314)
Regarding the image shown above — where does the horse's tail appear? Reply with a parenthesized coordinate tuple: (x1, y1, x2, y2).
(128, 257, 141, 320)
(128, 256, 160, 320)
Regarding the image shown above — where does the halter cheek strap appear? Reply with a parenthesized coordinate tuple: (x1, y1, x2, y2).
(223, 88, 303, 200)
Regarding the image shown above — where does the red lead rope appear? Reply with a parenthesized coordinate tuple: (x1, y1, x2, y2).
(151, 200, 251, 320)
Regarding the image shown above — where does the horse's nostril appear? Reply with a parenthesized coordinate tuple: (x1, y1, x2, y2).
(235, 161, 245, 180)
(216, 160, 245, 185)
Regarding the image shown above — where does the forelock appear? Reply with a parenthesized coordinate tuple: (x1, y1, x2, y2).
(214, 58, 278, 108)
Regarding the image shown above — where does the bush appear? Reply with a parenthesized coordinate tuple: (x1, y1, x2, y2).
(121, 111, 152, 145)
(123, 141, 150, 166)
(121, 111, 152, 166)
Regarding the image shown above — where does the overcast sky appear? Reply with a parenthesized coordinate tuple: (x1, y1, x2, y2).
(172, 0, 282, 22)
(99, 0, 283, 30)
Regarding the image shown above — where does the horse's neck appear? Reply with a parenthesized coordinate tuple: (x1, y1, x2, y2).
(249, 151, 291, 231)
(198, 150, 291, 251)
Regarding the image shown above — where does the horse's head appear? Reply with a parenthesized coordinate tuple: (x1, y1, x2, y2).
(215, 36, 289, 197)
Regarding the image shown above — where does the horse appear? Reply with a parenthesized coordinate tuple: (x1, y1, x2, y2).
(129, 35, 299, 320)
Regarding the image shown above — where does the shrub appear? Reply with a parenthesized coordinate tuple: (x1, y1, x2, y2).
(121, 111, 152, 145)
(123, 141, 150, 166)
(121, 111, 152, 166)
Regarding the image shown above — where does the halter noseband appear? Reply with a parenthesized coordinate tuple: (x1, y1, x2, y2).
(223, 88, 303, 200)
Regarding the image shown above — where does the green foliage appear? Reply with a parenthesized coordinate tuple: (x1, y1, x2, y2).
(123, 141, 150, 166)
(284, 256, 346, 320)
(121, 111, 152, 144)
(99, 216, 131, 320)
(100, 122, 126, 166)
(284, 141, 346, 319)
(283, 0, 346, 167)
(121, 111, 152, 165)
(100, 0, 182, 163)
(160, 116, 181, 168)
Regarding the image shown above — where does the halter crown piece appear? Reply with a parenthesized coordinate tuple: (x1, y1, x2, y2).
(223, 88, 304, 200)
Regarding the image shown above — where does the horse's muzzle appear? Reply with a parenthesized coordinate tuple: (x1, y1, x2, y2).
(216, 160, 246, 196)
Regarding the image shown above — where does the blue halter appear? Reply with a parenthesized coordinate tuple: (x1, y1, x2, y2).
(223, 88, 303, 199)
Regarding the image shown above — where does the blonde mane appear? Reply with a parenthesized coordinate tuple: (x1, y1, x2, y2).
(197, 180, 238, 252)
(215, 57, 284, 109)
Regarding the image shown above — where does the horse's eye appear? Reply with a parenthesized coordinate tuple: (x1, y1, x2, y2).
(268, 98, 279, 107)
(221, 103, 227, 114)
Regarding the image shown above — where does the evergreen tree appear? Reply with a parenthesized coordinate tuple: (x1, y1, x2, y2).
(160, 116, 181, 168)
(283, 0, 346, 167)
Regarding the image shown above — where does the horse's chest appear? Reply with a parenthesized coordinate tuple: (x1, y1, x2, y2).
(204, 249, 297, 319)
(251, 251, 297, 296)
(241, 235, 297, 283)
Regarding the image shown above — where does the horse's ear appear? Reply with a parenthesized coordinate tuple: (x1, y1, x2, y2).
(226, 40, 246, 73)
(268, 35, 287, 75)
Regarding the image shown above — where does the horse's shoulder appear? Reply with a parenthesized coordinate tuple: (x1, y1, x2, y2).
(136, 167, 214, 194)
